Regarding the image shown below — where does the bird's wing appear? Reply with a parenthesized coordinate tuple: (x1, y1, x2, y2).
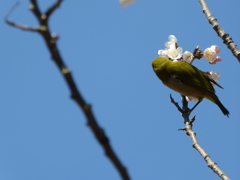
(202, 71, 223, 89)
(170, 62, 216, 94)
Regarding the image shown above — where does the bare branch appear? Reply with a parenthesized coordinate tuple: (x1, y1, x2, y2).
(170, 94, 184, 113)
(29, 0, 42, 20)
(198, 0, 240, 62)
(5, 2, 40, 32)
(45, 0, 63, 18)
(4, 2, 19, 22)
(182, 120, 231, 180)
(5, 1, 130, 180)
(6, 20, 40, 32)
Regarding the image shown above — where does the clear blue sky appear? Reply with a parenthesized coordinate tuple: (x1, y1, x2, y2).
(1, 1, 239, 180)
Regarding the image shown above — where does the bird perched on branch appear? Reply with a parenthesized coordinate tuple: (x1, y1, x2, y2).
(152, 57, 229, 116)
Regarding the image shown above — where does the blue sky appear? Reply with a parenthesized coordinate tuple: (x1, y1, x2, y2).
(0, 1, 239, 180)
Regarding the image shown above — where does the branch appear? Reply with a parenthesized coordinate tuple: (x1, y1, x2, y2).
(171, 95, 230, 179)
(5, 20, 40, 32)
(6, 1, 130, 180)
(29, 0, 42, 20)
(170, 94, 184, 113)
(198, 0, 240, 62)
(45, 0, 63, 18)
(170, 94, 194, 123)
(179, 119, 231, 180)
(4, 2, 40, 32)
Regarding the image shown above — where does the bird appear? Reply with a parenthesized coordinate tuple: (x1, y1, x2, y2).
(152, 57, 229, 116)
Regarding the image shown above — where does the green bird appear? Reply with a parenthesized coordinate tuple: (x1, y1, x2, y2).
(152, 57, 229, 116)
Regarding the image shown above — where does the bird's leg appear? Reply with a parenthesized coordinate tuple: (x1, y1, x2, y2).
(176, 95, 201, 123)
(190, 100, 202, 113)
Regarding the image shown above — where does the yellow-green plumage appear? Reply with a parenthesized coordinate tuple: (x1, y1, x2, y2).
(152, 57, 229, 116)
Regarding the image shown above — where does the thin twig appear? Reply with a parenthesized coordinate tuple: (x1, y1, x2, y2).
(45, 0, 63, 17)
(5, 21, 40, 32)
(4, 2, 40, 32)
(170, 94, 184, 113)
(6, 1, 130, 180)
(198, 0, 240, 62)
(182, 120, 231, 180)
(4, 2, 19, 22)
(190, 46, 202, 64)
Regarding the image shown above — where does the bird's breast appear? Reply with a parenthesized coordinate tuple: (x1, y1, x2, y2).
(164, 76, 205, 99)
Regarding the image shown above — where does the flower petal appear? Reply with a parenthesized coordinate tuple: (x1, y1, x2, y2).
(209, 70, 220, 82)
(183, 51, 193, 63)
(210, 45, 220, 54)
(203, 47, 217, 63)
(164, 35, 177, 48)
(158, 49, 169, 58)
(167, 47, 183, 60)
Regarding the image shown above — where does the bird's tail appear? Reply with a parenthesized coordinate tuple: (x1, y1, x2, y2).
(215, 98, 230, 117)
(206, 94, 229, 117)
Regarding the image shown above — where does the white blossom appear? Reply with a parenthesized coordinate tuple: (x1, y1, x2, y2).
(164, 35, 177, 49)
(209, 70, 220, 82)
(209, 56, 222, 64)
(210, 45, 220, 53)
(183, 51, 194, 63)
(203, 45, 222, 64)
(158, 49, 169, 58)
(167, 47, 183, 60)
(157, 35, 183, 60)
(203, 47, 217, 63)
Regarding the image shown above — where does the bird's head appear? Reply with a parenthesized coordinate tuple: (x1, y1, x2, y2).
(152, 57, 170, 71)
